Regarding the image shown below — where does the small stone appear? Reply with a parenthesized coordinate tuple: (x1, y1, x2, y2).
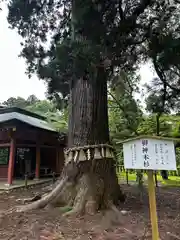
(120, 210, 128, 216)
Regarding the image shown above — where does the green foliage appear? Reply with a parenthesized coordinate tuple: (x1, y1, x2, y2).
(46, 109, 68, 132)
(26, 100, 56, 115)
(108, 71, 143, 163)
(176, 148, 180, 167)
(5, 0, 164, 100)
(27, 95, 39, 105)
(3, 97, 29, 109)
(108, 71, 142, 142)
(0, 147, 9, 165)
(144, 77, 179, 115)
(145, 90, 167, 115)
(143, 2, 180, 106)
(137, 115, 172, 137)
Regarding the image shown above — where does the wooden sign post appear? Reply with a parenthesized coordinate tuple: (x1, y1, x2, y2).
(122, 136, 177, 240)
(147, 170, 159, 240)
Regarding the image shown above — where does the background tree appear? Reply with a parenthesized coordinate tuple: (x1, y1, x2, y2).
(145, 77, 170, 136)
(109, 71, 142, 141)
(3, 97, 28, 109)
(143, 1, 180, 106)
(26, 95, 39, 105)
(144, 77, 173, 180)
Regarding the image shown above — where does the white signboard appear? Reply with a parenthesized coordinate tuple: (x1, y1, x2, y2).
(123, 138, 176, 170)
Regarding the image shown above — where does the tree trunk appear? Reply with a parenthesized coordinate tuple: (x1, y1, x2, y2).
(68, 69, 110, 147)
(65, 68, 124, 213)
(13, 68, 125, 215)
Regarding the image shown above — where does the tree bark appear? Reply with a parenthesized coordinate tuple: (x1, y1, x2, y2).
(13, 68, 125, 215)
(68, 68, 109, 147)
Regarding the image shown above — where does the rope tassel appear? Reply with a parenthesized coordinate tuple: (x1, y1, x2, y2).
(106, 147, 112, 158)
(79, 149, 87, 161)
(94, 148, 101, 159)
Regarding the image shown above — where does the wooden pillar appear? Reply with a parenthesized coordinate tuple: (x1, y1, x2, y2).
(7, 137, 16, 185)
(35, 144, 41, 179)
(58, 147, 65, 174)
(56, 147, 59, 174)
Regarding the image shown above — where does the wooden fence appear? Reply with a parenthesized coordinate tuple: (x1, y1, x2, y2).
(116, 164, 180, 185)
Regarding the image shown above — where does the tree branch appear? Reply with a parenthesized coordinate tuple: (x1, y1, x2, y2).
(108, 90, 139, 135)
(131, 0, 153, 19)
(153, 58, 180, 94)
(170, 67, 180, 78)
(126, 0, 153, 24)
(118, 0, 124, 20)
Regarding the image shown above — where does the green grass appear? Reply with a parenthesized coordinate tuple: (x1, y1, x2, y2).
(161, 176, 180, 187)
(118, 172, 180, 187)
(118, 172, 136, 182)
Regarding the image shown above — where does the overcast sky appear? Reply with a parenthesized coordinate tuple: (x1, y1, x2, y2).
(0, 4, 155, 103)
(0, 4, 46, 102)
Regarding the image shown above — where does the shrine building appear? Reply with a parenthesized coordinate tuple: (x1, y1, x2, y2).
(0, 107, 66, 185)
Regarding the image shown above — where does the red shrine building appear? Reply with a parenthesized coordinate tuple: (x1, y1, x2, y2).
(0, 107, 66, 185)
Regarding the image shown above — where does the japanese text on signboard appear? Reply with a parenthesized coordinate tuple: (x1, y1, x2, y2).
(130, 143, 136, 167)
(142, 140, 150, 168)
(154, 143, 169, 166)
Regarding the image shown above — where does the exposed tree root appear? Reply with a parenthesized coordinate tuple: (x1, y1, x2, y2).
(7, 159, 125, 216)
(16, 176, 69, 212)
(16, 194, 42, 204)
